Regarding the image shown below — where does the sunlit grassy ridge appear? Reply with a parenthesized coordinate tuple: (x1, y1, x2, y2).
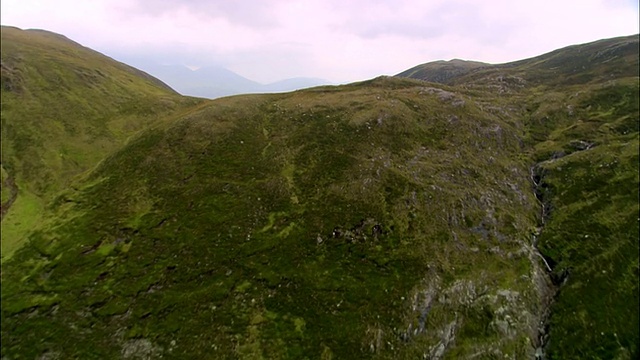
(1, 29, 638, 359)
(0, 26, 203, 259)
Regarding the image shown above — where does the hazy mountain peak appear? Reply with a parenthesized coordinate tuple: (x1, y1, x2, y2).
(115, 58, 333, 99)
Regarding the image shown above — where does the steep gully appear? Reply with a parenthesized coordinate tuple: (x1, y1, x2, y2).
(530, 163, 557, 359)
(529, 144, 591, 358)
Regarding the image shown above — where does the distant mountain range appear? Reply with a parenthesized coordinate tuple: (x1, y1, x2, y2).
(118, 59, 332, 99)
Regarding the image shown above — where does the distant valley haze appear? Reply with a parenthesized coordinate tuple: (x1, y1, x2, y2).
(112, 56, 334, 98)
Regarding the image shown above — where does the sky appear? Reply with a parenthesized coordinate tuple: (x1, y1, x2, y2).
(1, 0, 639, 84)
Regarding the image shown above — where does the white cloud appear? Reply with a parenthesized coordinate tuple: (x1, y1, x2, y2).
(1, 0, 638, 83)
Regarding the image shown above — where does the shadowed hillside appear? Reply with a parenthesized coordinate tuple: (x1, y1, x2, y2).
(1, 29, 638, 359)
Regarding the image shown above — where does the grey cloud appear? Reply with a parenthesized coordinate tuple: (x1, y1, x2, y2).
(108, 39, 317, 83)
(346, 1, 515, 45)
(356, 23, 444, 40)
(108, 46, 224, 68)
(604, 0, 640, 9)
(127, 0, 284, 28)
(221, 42, 316, 80)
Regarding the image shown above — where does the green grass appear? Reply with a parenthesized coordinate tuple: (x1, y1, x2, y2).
(1, 165, 11, 204)
(1, 77, 543, 358)
(0, 61, 196, 200)
(1, 189, 43, 261)
(537, 140, 639, 359)
(1, 29, 638, 359)
(0, 26, 204, 258)
(533, 84, 640, 359)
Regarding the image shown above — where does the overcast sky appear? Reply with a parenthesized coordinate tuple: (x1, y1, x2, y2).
(2, 0, 638, 83)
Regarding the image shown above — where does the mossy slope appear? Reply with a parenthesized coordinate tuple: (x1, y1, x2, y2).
(400, 34, 640, 359)
(1, 26, 204, 259)
(1, 30, 638, 359)
(531, 80, 639, 359)
(2, 77, 546, 359)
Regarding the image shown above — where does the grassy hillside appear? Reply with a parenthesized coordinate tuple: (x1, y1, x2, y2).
(396, 59, 488, 84)
(401, 35, 640, 359)
(0, 26, 203, 259)
(398, 35, 638, 88)
(1, 29, 638, 359)
(2, 76, 551, 358)
(530, 78, 639, 359)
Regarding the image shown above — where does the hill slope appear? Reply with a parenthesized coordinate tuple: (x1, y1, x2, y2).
(397, 35, 638, 87)
(2, 76, 549, 359)
(1, 30, 638, 359)
(400, 34, 640, 359)
(396, 59, 488, 84)
(0, 26, 203, 259)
